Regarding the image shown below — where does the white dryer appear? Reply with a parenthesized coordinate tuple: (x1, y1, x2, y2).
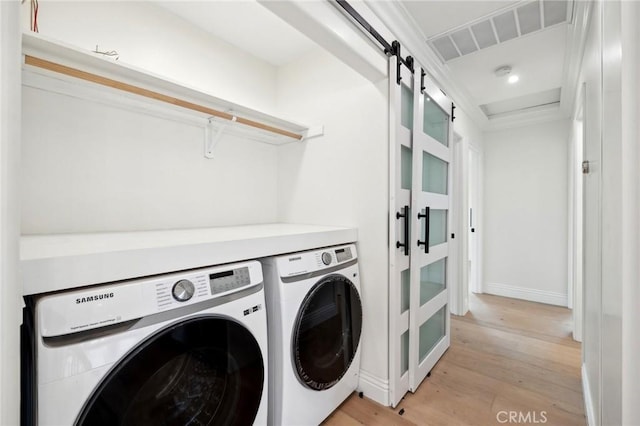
(33, 260, 268, 426)
(261, 244, 362, 426)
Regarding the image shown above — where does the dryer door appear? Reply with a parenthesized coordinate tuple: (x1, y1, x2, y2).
(292, 274, 363, 391)
(75, 317, 264, 426)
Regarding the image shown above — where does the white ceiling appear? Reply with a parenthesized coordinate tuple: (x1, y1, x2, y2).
(403, 1, 520, 38)
(156, 1, 316, 66)
(448, 24, 567, 105)
(401, 0, 570, 119)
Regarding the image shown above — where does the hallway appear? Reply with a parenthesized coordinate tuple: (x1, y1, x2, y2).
(326, 294, 585, 425)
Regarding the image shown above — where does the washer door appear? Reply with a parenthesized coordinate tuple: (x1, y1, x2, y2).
(292, 274, 363, 391)
(76, 317, 264, 426)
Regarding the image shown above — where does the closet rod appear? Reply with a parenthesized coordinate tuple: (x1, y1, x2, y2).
(24, 55, 304, 141)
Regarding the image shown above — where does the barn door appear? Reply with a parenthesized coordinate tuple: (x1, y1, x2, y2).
(388, 55, 414, 407)
(389, 58, 454, 403)
(408, 69, 453, 391)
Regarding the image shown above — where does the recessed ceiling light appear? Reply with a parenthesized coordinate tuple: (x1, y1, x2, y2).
(508, 75, 519, 84)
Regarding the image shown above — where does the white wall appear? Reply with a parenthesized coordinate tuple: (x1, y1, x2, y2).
(21, 86, 279, 234)
(454, 108, 484, 152)
(21, 2, 282, 234)
(275, 47, 390, 399)
(25, 1, 278, 114)
(620, 3, 640, 424)
(0, 2, 22, 424)
(482, 118, 569, 306)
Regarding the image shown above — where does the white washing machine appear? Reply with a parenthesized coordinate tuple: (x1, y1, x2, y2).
(261, 244, 362, 426)
(33, 260, 268, 426)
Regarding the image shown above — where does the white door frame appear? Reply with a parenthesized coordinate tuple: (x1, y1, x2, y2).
(449, 133, 482, 316)
(570, 84, 585, 342)
(0, 2, 23, 425)
(450, 132, 467, 316)
(468, 144, 482, 295)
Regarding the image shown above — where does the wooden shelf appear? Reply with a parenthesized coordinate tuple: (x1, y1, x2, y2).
(21, 223, 358, 295)
(22, 33, 320, 147)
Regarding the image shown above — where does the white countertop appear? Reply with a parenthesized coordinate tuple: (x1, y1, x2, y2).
(21, 223, 357, 295)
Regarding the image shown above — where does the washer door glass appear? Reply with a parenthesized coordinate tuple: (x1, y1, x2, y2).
(292, 274, 363, 390)
(76, 317, 264, 426)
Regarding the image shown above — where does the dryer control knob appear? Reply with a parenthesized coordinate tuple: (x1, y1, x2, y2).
(172, 279, 195, 302)
(321, 252, 332, 265)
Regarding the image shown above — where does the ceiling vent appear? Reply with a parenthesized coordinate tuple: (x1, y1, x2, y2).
(428, 0, 572, 62)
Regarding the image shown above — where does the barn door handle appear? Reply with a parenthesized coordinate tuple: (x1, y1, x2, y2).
(417, 207, 429, 254)
(396, 205, 409, 256)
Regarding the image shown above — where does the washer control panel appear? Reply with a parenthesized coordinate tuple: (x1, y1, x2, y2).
(37, 261, 263, 338)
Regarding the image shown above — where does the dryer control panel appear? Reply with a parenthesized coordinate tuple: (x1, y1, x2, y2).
(37, 261, 263, 338)
(277, 244, 357, 279)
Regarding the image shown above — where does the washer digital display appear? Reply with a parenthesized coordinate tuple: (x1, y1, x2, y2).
(209, 267, 251, 295)
(335, 248, 352, 263)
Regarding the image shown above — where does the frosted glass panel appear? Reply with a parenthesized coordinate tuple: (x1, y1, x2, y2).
(419, 208, 448, 248)
(401, 330, 409, 375)
(420, 258, 446, 306)
(422, 152, 448, 194)
(401, 268, 410, 313)
(401, 84, 414, 129)
(423, 95, 449, 146)
(401, 145, 412, 190)
(419, 306, 446, 362)
(429, 209, 447, 247)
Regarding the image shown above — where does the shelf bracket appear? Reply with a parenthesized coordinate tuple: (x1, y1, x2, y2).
(301, 125, 324, 141)
(205, 115, 236, 159)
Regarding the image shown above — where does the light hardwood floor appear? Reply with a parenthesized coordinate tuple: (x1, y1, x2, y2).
(324, 293, 586, 426)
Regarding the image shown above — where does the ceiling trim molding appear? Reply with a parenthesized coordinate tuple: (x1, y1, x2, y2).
(484, 102, 567, 131)
(365, 0, 489, 128)
(560, 0, 592, 116)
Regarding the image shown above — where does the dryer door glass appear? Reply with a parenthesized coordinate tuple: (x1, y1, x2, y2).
(292, 275, 362, 390)
(76, 317, 264, 426)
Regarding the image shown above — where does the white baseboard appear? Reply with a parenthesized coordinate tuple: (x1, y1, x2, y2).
(582, 363, 596, 426)
(484, 282, 568, 307)
(357, 369, 389, 406)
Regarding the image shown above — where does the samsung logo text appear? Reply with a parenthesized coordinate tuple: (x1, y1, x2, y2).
(76, 293, 115, 304)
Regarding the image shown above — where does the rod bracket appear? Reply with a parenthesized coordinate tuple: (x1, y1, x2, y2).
(205, 115, 236, 159)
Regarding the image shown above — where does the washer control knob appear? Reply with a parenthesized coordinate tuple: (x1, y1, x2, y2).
(321, 252, 332, 266)
(172, 279, 195, 302)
